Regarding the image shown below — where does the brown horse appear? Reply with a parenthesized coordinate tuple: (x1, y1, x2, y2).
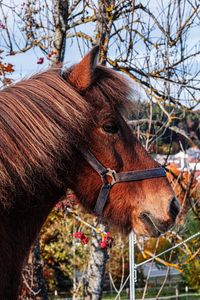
(0, 47, 179, 299)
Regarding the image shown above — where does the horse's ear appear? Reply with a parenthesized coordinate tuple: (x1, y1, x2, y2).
(68, 46, 99, 91)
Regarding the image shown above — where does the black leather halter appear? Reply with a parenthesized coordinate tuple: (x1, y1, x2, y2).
(81, 150, 166, 216)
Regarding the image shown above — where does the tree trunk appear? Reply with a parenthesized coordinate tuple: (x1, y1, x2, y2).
(19, 240, 48, 300)
(73, 222, 109, 300)
(85, 223, 109, 300)
(52, 0, 69, 64)
(95, 0, 113, 65)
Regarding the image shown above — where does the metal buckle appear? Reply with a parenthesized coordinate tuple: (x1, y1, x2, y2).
(101, 168, 117, 185)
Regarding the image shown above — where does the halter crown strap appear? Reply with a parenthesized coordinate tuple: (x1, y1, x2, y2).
(81, 150, 166, 216)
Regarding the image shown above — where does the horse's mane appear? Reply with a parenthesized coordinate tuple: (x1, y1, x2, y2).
(0, 66, 131, 207)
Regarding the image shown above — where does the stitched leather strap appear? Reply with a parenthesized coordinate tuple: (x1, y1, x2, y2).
(115, 168, 166, 182)
(94, 184, 112, 215)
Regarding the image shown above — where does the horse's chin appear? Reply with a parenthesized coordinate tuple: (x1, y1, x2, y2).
(142, 226, 162, 238)
(138, 212, 174, 238)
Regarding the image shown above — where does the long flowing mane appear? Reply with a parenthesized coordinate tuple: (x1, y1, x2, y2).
(0, 66, 131, 207)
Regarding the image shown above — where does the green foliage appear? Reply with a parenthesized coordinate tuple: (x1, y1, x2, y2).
(40, 207, 91, 292)
(182, 259, 200, 292)
(185, 212, 200, 237)
(178, 212, 200, 292)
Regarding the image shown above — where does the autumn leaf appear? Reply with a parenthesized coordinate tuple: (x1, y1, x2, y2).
(5, 63, 14, 73)
(37, 57, 44, 64)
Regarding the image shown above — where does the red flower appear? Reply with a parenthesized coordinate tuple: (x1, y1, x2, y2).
(55, 202, 63, 210)
(100, 241, 109, 249)
(104, 232, 111, 240)
(73, 232, 89, 245)
(73, 231, 84, 239)
(81, 237, 89, 245)
(99, 232, 113, 249)
(37, 57, 44, 64)
(67, 193, 77, 200)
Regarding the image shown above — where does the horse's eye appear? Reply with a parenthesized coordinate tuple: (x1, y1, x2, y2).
(102, 123, 119, 134)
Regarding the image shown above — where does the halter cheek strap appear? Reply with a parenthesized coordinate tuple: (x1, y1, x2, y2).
(81, 150, 166, 216)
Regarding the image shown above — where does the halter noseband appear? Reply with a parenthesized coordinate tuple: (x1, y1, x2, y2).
(81, 150, 166, 216)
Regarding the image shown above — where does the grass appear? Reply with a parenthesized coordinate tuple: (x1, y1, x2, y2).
(102, 295, 200, 300)
(49, 287, 200, 300)
(50, 294, 200, 300)
(102, 289, 200, 300)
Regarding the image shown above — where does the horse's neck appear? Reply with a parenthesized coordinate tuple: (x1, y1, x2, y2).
(0, 184, 65, 299)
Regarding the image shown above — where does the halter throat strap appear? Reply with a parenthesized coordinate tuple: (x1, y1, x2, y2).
(81, 150, 166, 216)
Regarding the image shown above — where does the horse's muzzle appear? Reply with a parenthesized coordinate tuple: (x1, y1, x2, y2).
(140, 197, 180, 237)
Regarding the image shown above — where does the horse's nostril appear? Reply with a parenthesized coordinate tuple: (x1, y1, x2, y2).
(169, 197, 180, 221)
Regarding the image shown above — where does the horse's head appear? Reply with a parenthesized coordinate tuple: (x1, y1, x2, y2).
(68, 47, 179, 237)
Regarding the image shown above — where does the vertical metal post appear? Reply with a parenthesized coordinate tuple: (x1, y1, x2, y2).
(72, 226, 76, 300)
(129, 231, 136, 300)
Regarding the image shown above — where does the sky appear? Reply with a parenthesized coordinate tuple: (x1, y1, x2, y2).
(0, 0, 200, 108)
(0, 1, 198, 71)
(0, 0, 95, 78)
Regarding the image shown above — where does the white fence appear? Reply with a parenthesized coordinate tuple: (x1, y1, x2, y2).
(111, 231, 200, 300)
